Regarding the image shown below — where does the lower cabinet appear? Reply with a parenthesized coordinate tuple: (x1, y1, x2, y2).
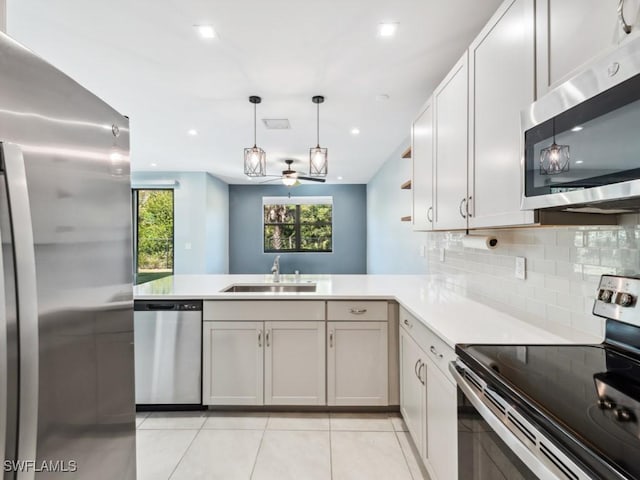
(327, 321, 388, 406)
(400, 308, 458, 480)
(203, 320, 325, 406)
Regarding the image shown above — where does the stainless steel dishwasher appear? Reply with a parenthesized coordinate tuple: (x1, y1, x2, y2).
(134, 300, 202, 407)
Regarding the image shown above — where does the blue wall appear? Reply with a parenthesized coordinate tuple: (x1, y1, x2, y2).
(229, 184, 367, 274)
(367, 139, 428, 273)
(132, 171, 229, 274)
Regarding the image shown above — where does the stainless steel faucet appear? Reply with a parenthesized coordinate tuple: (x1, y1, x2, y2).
(271, 255, 280, 283)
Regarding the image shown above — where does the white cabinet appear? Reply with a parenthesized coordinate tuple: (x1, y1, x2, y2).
(203, 321, 263, 405)
(536, 0, 640, 96)
(399, 307, 458, 480)
(327, 321, 388, 406)
(264, 321, 325, 406)
(468, 0, 536, 228)
(399, 325, 427, 460)
(425, 360, 457, 480)
(433, 53, 469, 231)
(412, 99, 434, 231)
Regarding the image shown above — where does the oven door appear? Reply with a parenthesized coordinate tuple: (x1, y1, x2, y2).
(450, 361, 592, 480)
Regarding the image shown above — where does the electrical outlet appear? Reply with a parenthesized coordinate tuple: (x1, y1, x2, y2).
(419, 245, 426, 257)
(515, 256, 526, 280)
(439, 248, 445, 262)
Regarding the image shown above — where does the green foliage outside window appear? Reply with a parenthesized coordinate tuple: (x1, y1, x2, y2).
(136, 190, 174, 283)
(264, 202, 332, 252)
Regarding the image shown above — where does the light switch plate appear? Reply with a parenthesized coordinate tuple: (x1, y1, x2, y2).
(439, 248, 445, 262)
(185, 242, 192, 250)
(515, 256, 526, 280)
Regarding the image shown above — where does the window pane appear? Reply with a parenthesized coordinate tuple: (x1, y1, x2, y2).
(300, 225, 332, 251)
(264, 223, 297, 251)
(264, 204, 296, 224)
(300, 204, 332, 223)
(135, 189, 174, 284)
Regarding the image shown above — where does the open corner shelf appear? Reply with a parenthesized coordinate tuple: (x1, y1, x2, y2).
(401, 146, 412, 159)
(400, 215, 412, 222)
(401, 180, 412, 190)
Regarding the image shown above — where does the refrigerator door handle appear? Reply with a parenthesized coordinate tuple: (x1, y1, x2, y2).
(0, 153, 7, 480)
(1, 142, 39, 480)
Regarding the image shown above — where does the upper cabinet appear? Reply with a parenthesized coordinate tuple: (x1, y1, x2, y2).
(536, 0, 640, 96)
(468, 0, 536, 228)
(412, 99, 434, 231)
(433, 53, 469, 231)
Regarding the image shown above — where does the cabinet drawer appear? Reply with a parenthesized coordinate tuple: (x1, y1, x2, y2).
(327, 301, 388, 321)
(204, 301, 325, 321)
(399, 307, 456, 384)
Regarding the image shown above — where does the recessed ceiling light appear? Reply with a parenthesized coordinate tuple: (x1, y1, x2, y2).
(195, 25, 216, 39)
(378, 23, 398, 37)
(575, 160, 584, 164)
(262, 119, 291, 130)
(376, 94, 390, 102)
(351, 128, 360, 135)
(150, 163, 157, 167)
(571, 126, 583, 132)
(337, 176, 343, 180)
(188, 129, 198, 136)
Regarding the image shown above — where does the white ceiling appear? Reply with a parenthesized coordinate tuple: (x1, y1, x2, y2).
(7, 0, 502, 184)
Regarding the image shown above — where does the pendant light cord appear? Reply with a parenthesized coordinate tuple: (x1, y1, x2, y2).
(316, 102, 320, 148)
(253, 102, 257, 148)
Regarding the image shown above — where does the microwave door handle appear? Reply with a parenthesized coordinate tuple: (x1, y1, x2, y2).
(1, 142, 39, 480)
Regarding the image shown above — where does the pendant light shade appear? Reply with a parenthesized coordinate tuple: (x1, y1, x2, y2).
(540, 118, 570, 175)
(309, 95, 328, 177)
(244, 96, 267, 177)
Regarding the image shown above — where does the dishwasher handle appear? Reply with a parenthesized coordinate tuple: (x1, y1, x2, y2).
(134, 300, 203, 311)
(145, 304, 176, 310)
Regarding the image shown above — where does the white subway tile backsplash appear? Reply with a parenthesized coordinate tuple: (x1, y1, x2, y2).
(425, 223, 640, 337)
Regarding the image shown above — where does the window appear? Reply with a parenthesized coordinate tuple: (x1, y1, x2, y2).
(263, 196, 332, 253)
(133, 189, 174, 284)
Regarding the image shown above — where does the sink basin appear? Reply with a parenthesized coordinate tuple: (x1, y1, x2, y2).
(221, 283, 317, 293)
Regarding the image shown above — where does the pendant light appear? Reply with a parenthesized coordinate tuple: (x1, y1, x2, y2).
(539, 118, 570, 175)
(244, 96, 267, 177)
(309, 95, 328, 177)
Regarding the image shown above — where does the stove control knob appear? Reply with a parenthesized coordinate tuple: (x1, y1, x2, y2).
(598, 397, 616, 410)
(616, 293, 635, 307)
(598, 289, 614, 303)
(614, 407, 636, 422)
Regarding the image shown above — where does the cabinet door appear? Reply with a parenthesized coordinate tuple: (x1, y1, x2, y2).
(468, 0, 536, 228)
(425, 361, 457, 480)
(536, 0, 640, 96)
(327, 321, 388, 406)
(399, 327, 426, 460)
(202, 321, 263, 405)
(412, 99, 434, 231)
(264, 321, 325, 406)
(433, 53, 469, 231)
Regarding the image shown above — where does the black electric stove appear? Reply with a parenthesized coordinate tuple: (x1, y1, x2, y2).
(456, 275, 640, 480)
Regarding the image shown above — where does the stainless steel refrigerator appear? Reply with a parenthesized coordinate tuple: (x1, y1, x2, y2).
(0, 32, 136, 479)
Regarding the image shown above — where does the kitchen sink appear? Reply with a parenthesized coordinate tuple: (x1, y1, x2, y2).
(221, 283, 317, 293)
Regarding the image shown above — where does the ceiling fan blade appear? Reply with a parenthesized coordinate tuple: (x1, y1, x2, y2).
(297, 176, 326, 183)
(259, 177, 283, 184)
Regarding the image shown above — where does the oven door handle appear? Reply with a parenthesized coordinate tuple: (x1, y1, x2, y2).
(449, 362, 591, 480)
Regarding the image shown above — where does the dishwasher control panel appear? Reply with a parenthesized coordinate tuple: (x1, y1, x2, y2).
(134, 300, 203, 311)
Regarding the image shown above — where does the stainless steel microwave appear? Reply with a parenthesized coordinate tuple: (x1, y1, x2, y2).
(522, 36, 640, 213)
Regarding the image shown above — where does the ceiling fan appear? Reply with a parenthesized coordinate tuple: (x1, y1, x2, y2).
(260, 159, 327, 186)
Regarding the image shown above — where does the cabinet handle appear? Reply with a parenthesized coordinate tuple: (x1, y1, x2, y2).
(349, 308, 367, 314)
(258, 330, 262, 348)
(427, 206, 433, 223)
(266, 330, 270, 347)
(403, 318, 412, 328)
(459, 197, 467, 219)
(467, 196, 473, 218)
(418, 362, 426, 385)
(329, 331, 334, 348)
(414, 359, 421, 380)
(430, 345, 444, 359)
(619, 0, 633, 34)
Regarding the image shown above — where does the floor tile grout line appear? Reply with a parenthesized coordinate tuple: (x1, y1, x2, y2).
(166, 428, 201, 480)
(249, 425, 268, 480)
(393, 429, 420, 480)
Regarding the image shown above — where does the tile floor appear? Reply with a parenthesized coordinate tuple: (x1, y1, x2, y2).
(136, 411, 431, 480)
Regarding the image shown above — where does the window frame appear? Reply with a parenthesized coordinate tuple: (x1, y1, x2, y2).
(132, 188, 175, 283)
(262, 196, 333, 254)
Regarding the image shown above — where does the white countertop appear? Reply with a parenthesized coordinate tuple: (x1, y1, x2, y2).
(134, 274, 602, 348)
